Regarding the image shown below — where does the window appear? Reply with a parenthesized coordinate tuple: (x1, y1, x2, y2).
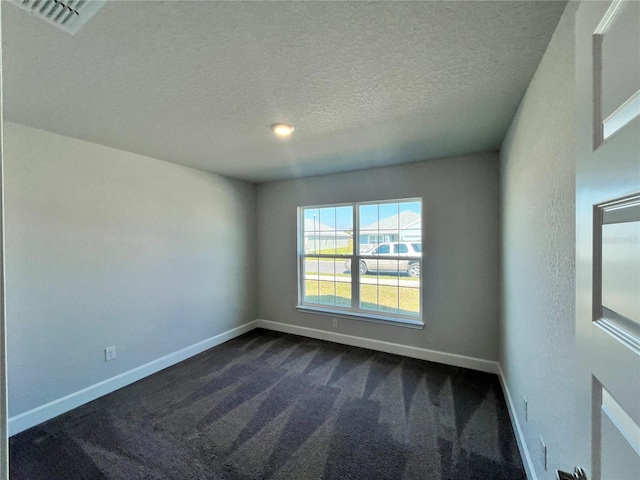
(298, 198, 422, 326)
(394, 244, 409, 254)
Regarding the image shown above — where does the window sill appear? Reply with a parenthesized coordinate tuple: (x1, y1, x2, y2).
(295, 305, 424, 329)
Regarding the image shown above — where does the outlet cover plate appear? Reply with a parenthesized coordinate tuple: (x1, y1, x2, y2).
(105, 346, 116, 362)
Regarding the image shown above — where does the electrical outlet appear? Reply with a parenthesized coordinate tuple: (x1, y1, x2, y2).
(523, 396, 528, 421)
(105, 346, 116, 362)
(332, 318, 338, 328)
(539, 437, 547, 470)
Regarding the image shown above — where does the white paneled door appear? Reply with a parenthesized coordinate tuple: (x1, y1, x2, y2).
(573, 1, 640, 480)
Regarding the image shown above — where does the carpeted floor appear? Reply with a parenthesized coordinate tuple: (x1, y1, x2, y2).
(10, 329, 526, 480)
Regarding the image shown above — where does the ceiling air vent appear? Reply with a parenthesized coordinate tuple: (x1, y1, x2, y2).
(9, 0, 107, 35)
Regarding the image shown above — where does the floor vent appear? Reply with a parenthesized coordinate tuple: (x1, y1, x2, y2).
(9, 0, 107, 35)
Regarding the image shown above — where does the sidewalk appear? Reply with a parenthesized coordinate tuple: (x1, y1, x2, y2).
(305, 274, 418, 288)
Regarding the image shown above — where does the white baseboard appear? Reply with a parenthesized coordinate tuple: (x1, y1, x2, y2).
(255, 319, 500, 374)
(8, 320, 259, 436)
(498, 364, 537, 480)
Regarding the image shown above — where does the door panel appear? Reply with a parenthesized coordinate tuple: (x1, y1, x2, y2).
(375, 244, 394, 272)
(600, 1, 639, 120)
(599, 385, 640, 479)
(595, 0, 640, 143)
(601, 219, 639, 324)
(597, 196, 640, 348)
(575, 1, 640, 479)
(393, 243, 409, 272)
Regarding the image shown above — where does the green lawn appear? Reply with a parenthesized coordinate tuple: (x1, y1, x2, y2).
(304, 280, 419, 316)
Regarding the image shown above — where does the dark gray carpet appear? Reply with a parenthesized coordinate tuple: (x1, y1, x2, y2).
(10, 329, 525, 479)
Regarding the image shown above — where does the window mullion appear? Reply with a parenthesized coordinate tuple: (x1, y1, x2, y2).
(352, 204, 359, 311)
(299, 253, 304, 306)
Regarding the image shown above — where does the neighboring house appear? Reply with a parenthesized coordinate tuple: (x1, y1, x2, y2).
(304, 218, 351, 253)
(358, 210, 421, 249)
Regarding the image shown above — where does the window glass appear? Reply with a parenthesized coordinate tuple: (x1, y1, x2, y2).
(299, 199, 422, 323)
(394, 244, 409, 254)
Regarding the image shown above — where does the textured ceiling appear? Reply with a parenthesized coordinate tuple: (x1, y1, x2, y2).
(3, 1, 566, 183)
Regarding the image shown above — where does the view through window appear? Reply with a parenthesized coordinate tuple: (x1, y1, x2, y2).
(298, 198, 422, 323)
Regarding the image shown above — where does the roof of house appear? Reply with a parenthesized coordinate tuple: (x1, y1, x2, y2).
(360, 210, 420, 232)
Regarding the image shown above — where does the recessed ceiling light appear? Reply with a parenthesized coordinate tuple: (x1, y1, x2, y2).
(271, 123, 295, 137)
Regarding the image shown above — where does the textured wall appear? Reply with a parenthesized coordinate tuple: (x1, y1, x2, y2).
(257, 153, 501, 362)
(0, 4, 8, 473)
(4, 122, 257, 417)
(500, 3, 577, 478)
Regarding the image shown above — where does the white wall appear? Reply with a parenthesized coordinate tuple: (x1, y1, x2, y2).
(0, 4, 8, 473)
(500, 3, 577, 479)
(257, 153, 501, 362)
(4, 122, 257, 419)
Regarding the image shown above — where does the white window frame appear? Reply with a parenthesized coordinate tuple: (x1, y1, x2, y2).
(296, 198, 423, 328)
